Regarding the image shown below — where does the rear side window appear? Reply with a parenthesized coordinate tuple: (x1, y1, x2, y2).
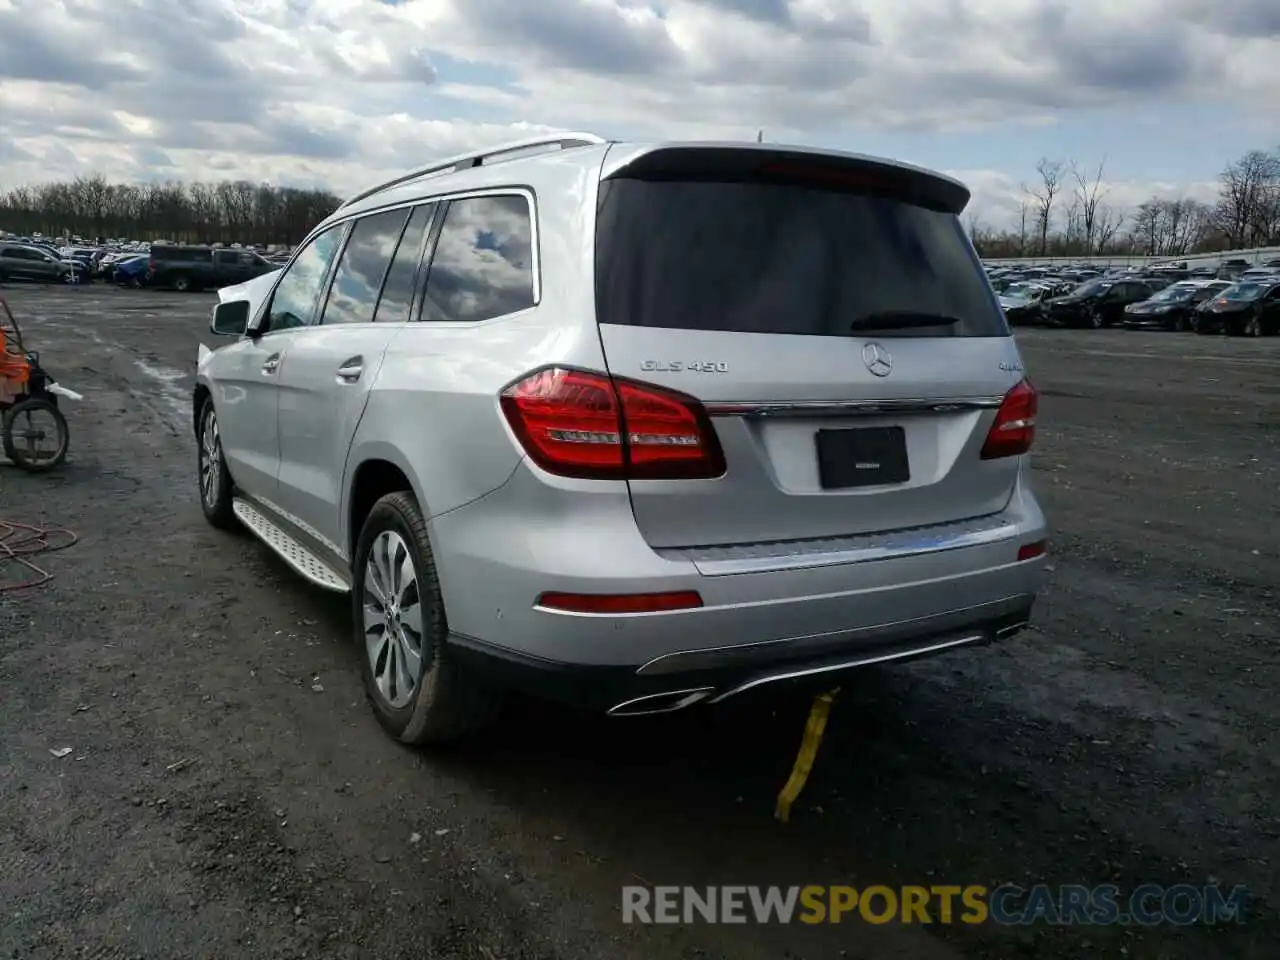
(422, 195, 535, 324)
(595, 179, 1006, 337)
(320, 208, 409, 325)
(374, 203, 434, 324)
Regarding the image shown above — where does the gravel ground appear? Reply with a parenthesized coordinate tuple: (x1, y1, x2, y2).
(1, 285, 1277, 960)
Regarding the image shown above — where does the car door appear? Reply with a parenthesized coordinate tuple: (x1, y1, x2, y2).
(211, 224, 346, 503)
(1263, 285, 1280, 333)
(273, 203, 436, 550)
(214, 249, 240, 285)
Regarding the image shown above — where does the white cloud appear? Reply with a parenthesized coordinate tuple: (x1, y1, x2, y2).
(1, 0, 1278, 228)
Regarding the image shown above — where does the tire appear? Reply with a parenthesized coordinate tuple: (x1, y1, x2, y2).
(352, 492, 501, 745)
(2, 397, 69, 471)
(172, 274, 192, 293)
(197, 398, 237, 529)
(1244, 316, 1262, 338)
(1088, 309, 1103, 329)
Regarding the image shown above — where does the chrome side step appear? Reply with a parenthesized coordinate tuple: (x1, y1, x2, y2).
(232, 498, 350, 593)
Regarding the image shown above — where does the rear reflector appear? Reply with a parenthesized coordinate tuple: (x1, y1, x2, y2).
(500, 367, 726, 480)
(1017, 540, 1047, 562)
(981, 378, 1038, 459)
(536, 591, 704, 614)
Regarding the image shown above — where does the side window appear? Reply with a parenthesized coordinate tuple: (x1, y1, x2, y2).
(372, 203, 435, 324)
(320, 208, 409, 326)
(421, 195, 534, 323)
(265, 226, 344, 332)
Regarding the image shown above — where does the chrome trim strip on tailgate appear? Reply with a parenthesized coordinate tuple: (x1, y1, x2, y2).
(655, 512, 1020, 576)
(703, 396, 1004, 418)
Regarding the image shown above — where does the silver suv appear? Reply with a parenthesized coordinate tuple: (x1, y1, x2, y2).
(194, 133, 1047, 744)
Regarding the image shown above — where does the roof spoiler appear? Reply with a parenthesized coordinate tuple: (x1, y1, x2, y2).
(601, 143, 970, 215)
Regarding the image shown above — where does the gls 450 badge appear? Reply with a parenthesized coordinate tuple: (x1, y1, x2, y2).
(640, 360, 728, 373)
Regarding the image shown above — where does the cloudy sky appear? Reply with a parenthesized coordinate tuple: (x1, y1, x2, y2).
(1, 0, 1278, 228)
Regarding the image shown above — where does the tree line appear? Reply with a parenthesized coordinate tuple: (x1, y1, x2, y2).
(0, 175, 342, 247)
(968, 145, 1280, 259)
(2, 144, 1278, 256)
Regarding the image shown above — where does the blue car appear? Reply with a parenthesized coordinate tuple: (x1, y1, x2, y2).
(112, 255, 151, 287)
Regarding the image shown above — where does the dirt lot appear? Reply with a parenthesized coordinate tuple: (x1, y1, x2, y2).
(1, 284, 1277, 960)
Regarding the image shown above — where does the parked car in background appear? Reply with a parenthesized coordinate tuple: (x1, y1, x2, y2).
(1193, 280, 1280, 336)
(1237, 267, 1280, 283)
(0, 243, 79, 284)
(999, 280, 1070, 326)
(1216, 259, 1251, 280)
(1122, 280, 1232, 331)
(112, 255, 152, 287)
(149, 244, 278, 291)
(1042, 277, 1154, 328)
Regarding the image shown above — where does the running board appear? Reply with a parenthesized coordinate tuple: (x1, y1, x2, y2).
(232, 498, 350, 593)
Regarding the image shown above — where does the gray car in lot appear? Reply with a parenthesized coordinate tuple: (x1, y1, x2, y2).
(193, 134, 1048, 744)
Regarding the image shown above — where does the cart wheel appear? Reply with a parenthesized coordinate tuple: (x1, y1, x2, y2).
(2, 397, 69, 471)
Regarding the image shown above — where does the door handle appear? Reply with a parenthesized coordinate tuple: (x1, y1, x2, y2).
(336, 356, 364, 384)
(261, 354, 280, 374)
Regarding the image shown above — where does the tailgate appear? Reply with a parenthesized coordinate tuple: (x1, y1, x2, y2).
(593, 145, 1027, 549)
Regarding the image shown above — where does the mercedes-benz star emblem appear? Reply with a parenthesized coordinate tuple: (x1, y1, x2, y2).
(862, 342, 893, 377)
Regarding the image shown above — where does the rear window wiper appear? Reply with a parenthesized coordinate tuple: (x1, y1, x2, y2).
(849, 311, 963, 331)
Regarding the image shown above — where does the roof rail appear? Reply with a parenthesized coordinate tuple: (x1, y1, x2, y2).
(340, 132, 608, 209)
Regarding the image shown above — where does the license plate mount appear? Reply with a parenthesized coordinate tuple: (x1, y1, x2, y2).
(815, 427, 910, 489)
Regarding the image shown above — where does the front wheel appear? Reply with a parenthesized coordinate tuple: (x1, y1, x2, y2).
(1244, 316, 1263, 338)
(197, 398, 237, 529)
(2, 397, 69, 471)
(1088, 308, 1104, 329)
(353, 492, 501, 745)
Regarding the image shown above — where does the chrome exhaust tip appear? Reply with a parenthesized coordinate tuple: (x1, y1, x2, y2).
(607, 688, 715, 717)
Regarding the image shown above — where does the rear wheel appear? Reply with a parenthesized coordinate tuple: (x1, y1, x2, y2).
(353, 492, 501, 745)
(2, 397, 69, 471)
(172, 274, 192, 293)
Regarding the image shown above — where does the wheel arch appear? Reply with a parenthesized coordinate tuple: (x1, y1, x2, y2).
(344, 447, 429, 562)
(192, 382, 211, 440)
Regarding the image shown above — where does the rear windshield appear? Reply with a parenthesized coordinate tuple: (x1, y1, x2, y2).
(594, 178, 1007, 338)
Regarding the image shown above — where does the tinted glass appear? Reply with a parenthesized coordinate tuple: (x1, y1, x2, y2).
(321, 208, 409, 326)
(422, 196, 534, 324)
(374, 203, 434, 323)
(595, 179, 1005, 338)
(266, 226, 343, 331)
(1226, 283, 1263, 301)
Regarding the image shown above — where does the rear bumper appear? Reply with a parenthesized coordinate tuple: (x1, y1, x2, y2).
(429, 459, 1047, 708)
(450, 595, 1036, 713)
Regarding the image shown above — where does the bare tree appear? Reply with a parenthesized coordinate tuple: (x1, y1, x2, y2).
(1071, 158, 1109, 254)
(0, 177, 340, 245)
(1210, 150, 1280, 248)
(1027, 158, 1065, 256)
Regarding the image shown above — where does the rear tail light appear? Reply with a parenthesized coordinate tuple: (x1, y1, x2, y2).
(981, 378, 1038, 459)
(500, 367, 726, 480)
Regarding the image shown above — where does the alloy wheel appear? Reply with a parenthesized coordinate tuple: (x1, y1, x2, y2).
(362, 531, 427, 709)
(199, 411, 221, 506)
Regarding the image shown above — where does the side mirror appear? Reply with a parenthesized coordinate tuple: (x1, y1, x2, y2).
(210, 300, 251, 337)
